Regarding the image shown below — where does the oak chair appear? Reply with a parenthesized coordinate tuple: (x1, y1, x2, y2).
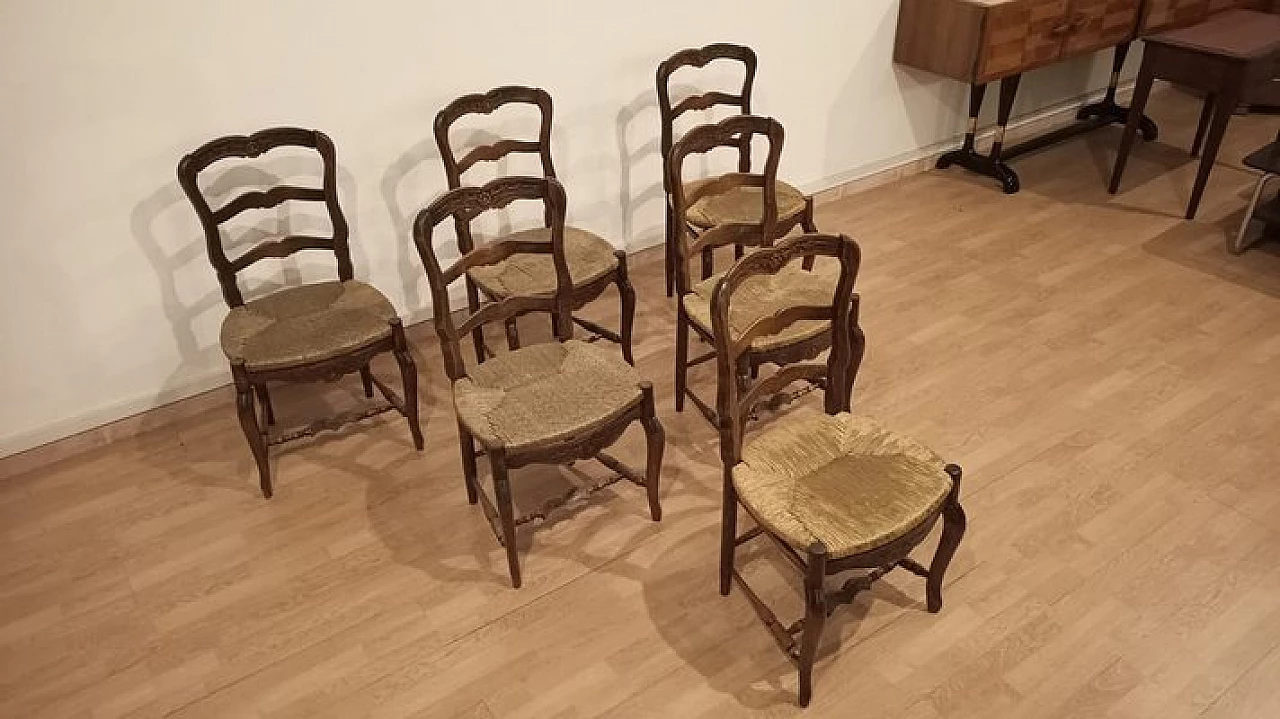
(435, 86, 636, 364)
(711, 233, 967, 707)
(669, 115, 841, 426)
(411, 176, 664, 588)
(177, 127, 423, 499)
(657, 42, 818, 297)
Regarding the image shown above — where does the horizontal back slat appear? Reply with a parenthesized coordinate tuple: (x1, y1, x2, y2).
(211, 186, 326, 223)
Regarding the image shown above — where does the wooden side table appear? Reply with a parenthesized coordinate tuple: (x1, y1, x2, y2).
(1107, 10, 1280, 219)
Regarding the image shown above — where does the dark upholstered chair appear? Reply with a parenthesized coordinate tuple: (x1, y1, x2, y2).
(177, 127, 423, 498)
(435, 86, 635, 364)
(668, 115, 841, 426)
(657, 42, 817, 296)
(411, 176, 664, 588)
(711, 233, 966, 707)
(1234, 128, 1280, 253)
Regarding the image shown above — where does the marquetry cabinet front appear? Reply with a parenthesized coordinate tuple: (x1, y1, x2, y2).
(896, 0, 1142, 83)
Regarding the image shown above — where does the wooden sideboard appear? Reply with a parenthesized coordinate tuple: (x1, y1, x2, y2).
(896, 0, 1140, 85)
(895, 0, 1267, 192)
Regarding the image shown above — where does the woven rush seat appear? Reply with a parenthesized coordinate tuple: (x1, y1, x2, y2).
(220, 280, 396, 371)
(681, 260, 841, 352)
(684, 178, 807, 228)
(732, 411, 952, 559)
(467, 226, 618, 298)
(453, 340, 644, 450)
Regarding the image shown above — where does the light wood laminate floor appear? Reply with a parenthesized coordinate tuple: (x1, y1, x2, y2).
(3, 88, 1280, 718)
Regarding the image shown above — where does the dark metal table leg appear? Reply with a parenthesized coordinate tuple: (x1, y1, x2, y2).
(937, 76, 1022, 194)
(1077, 42, 1159, 141)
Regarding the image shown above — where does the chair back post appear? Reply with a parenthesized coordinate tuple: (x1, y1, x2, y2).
(709, 233, 863, 465)
(434, 86, 558, 243)
(666, 114, 784, 296)
(656, 43, 758, 189)
(411, 176, 572, 382)
(177, 127, 352, 308)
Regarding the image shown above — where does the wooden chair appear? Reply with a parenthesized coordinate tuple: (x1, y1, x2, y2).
(669, 114, 840, 425)
(657, 42, 818, 297)
(435, 86, 636, 364)
(712, 233, 967, 707)
(177, 127, 423, 498)
(410, 176, 664, 588)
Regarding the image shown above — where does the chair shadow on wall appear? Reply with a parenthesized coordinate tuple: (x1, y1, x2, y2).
(381, 129, 527, 322)
(130, 161, 397, 497)
(380, 133, 442, 322)
(616, 90, 666, 256)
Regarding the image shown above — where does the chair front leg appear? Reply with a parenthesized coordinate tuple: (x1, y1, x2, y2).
(232, 361, 272, 499)
(389, 319, 424, 451)
(674, 305, 689, 413)
(927, 463, 966, 613)
(719, 468, 738, 596)
(639, 383, 664, 521)
(490, 447, 522, 589)
(616, 250, 636, 365)
(465, 278, 487, 363)
(504, 318, 521, 352)
(253, 382, 275, 426)
(457, 421, 479, 505)
(801, 197, 818, 271)
(664, 202, 676, 297)
(359, 365, 375, 398)
(797, 542, 830, 707)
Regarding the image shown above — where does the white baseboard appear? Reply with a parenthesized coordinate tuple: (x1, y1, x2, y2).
(807, 82, 1134, 204)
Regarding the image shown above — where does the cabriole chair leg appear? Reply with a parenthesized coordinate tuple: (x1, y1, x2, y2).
(639, 384, 664, 521)
(674, 308, 689, 413)
(616, 250, 636, 365)
(490, 448, 522, 589)
(719, 473, 738, 596)
(232, 361, 272, 498)
(458, 423, 480, 505)
(927, 464, 966, 613)
(391, 319, 424, 451)
(797, 542, 830, 707)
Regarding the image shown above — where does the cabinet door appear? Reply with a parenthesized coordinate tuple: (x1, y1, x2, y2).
(1140, 0, 1210, 33)
(1062, 0, 1140, 56)
(977, 0, 1071, 82)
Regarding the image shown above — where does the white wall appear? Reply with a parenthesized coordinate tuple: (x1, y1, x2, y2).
(0, 0, 1125, 456)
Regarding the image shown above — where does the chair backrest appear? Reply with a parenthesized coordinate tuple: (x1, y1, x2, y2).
(177, 127, 351, 308)
(667, 114, 785, 294)
(656, 43, 758, 188)
(435, 85, 557, 187)
(412, 176, 572, 381)
(434, 86, 558, 253)
(710, 233, 864, 464)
